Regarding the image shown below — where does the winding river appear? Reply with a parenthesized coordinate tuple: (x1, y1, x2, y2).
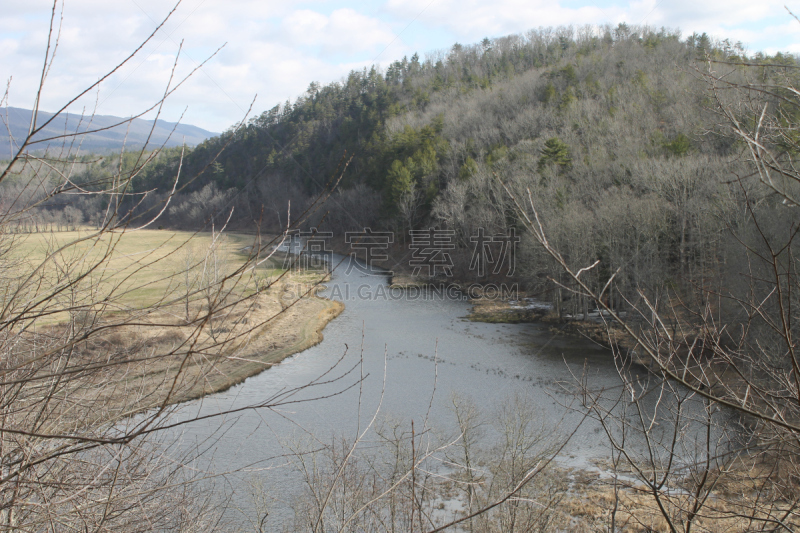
(167, 253, 659, 524)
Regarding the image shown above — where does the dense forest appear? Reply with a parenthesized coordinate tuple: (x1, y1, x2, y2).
(6, 23, 799, 322)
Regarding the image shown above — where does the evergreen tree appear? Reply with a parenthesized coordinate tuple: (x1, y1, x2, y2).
(538, 137, 572, 171)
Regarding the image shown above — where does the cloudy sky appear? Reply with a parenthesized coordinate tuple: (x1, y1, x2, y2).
(2, 0, 799, 133)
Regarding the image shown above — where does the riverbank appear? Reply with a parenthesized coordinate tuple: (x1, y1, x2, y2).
(466, 295, 656, 364)
(35, 273, 343, 432)
(174, 285, 345, 403)
(14, 229, 347, 429)
(111, 279, 345, 412)
(541, 459, 791, 532)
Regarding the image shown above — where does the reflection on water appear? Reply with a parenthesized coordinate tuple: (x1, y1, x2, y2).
(165, 254, 720, 524)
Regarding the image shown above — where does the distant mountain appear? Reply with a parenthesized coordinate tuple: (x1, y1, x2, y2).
(1, 106, 217, 158)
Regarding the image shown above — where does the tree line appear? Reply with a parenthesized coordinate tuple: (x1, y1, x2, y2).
(27, 24, 796, 319)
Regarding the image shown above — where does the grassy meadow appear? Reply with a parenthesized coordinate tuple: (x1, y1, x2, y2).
(5, 227, 343, 417)
(9, 228, 296, 321)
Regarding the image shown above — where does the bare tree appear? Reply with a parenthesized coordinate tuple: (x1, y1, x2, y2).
(280, 391, 573, 533)
(0, 3, 355, 529)
(499, 43, 800, 529)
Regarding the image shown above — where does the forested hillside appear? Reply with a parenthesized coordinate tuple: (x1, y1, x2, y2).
(9, 24, 799, 317)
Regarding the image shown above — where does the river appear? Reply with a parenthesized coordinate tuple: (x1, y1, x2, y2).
(163, 253, 697, 526)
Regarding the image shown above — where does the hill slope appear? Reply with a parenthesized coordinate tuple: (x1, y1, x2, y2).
(38, 25, 800, 316)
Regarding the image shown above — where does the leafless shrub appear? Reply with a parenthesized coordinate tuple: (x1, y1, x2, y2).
(0, 2, 354, 529)
(274, 391, 572, 533)
(500, 42, 800, 526)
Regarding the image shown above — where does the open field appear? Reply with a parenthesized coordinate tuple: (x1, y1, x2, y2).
(7, 228, 343, 425)
(10, 229, 287, 316)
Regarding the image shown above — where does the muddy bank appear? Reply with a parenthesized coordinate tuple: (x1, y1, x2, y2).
(467, 295, 764, 407)
(467, 295, 549, 323)
(466, 295, 654, 366)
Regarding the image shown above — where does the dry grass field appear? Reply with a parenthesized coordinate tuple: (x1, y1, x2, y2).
(9, 228, 343, 424)
(11, 229, 284, 316)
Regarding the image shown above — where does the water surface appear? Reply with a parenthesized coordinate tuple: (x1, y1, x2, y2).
(170, 254, 631, 522)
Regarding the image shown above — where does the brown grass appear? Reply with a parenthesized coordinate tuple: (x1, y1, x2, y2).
(12, 229, 344, 426)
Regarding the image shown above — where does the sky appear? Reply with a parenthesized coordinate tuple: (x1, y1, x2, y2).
(2, 0, 799, 133)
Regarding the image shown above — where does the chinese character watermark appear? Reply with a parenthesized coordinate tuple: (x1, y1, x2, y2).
(469, 228, 519, 277)
(345, 228, 394, 275)
(282, 228, 332, 271)
(409, 228, 455, 277)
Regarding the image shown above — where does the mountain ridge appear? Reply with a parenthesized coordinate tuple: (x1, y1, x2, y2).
(1, 106, 217, 158)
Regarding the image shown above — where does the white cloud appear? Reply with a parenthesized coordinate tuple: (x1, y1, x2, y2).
(385, 0, 791, 47)
(0, 1, 403, 132)
(281, 8, 397, 55)
(385, 0, 621, 37)
(2, 0, 799, 132)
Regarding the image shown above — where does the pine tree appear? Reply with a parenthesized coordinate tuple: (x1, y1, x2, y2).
(538, 137, 572, 171)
